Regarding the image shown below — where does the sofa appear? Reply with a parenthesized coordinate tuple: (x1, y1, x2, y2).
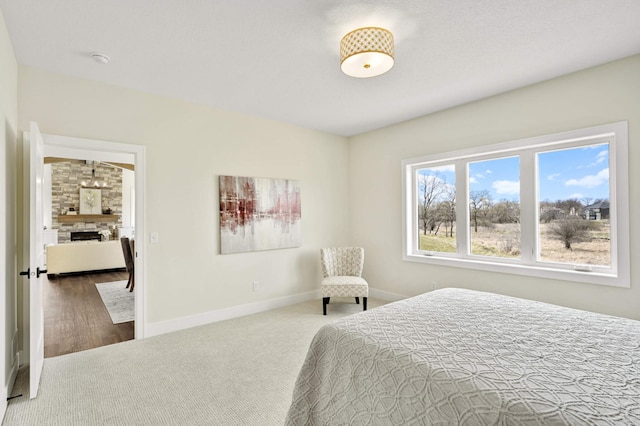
(46, 240, 126, 275)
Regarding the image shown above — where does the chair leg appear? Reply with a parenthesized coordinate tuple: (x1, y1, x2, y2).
(129, 273, 135, 292)
(363, 297, 367, 311)
(355, 297, 360, 304)
(125, 274, 132, 289)
(323, 297, 330, 315)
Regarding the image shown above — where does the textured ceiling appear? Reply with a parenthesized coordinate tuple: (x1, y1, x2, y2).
(1, 0, 640, 136)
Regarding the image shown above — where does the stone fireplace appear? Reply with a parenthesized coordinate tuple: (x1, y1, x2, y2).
(50, 160, 123, 243)
(70, 231, 102, 242)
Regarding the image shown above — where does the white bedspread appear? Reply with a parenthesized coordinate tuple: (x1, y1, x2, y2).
(285, 288, 640, 425)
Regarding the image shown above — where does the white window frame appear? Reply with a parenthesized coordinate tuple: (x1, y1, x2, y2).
(402, 122, 630, 288)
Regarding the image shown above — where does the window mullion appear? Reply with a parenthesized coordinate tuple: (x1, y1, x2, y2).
(519, 150, 536, 264)
(455, 160, 468, 256)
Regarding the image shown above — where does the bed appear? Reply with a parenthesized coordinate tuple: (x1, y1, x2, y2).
(285, 288, 640, 425)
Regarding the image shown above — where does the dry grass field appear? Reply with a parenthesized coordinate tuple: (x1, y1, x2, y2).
(419, 221, 611, 266)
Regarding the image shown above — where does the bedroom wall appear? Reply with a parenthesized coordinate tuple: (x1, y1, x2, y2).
(17, 66, 350, 329)
(0, 7, 18, 412)
(349, 54, 640, 320)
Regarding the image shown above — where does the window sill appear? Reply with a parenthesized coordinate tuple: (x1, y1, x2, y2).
(403, 253, 629, 288)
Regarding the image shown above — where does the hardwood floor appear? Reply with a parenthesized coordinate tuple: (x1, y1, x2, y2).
(44, 270, 134, 358)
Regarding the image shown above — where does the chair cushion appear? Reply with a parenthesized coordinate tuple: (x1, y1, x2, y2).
(321, 276, 368, 297)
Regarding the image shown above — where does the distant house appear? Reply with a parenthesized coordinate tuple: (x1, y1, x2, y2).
(583, 200, 610, 220)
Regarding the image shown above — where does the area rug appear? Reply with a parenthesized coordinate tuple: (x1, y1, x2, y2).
(95, 280, 134, 324)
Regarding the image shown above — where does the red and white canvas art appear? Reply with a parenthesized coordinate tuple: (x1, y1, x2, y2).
(219, 175, 301, 254)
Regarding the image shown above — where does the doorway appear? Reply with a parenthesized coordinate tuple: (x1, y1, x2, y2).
(43, 157, 136, 357)
(27, 133, 146, 362)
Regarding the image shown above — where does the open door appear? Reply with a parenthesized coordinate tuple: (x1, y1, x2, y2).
(24, 122, 46, 398)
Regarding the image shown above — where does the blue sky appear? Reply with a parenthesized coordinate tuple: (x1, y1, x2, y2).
(536, 144, 609, 202)
(419, 143, 610, 204)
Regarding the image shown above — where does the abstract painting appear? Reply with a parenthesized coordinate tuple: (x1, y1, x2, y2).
(219, 175, 301, 254)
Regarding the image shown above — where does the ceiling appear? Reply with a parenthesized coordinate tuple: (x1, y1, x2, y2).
(1, 1, 640, 137)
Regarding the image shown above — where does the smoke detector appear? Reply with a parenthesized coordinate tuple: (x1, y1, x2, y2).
(91, 52, 110, 64)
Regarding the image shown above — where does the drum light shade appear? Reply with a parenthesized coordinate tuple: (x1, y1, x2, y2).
(340, 27, 394, 78)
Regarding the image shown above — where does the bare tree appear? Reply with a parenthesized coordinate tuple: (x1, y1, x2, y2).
(469, 190, 492, 232)
(440, 184, 456, 237)
(419, 173, 445, 235)
(581, 197, 594, 209)
(548, 217, 599, 249)
(491, 200, 520, 224)
(540, 207, 562, 223)
(555, 198, 582, 216)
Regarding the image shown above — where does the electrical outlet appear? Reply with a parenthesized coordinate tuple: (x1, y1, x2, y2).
(431, 281, 437, 290)
(252, 280, 259, 292)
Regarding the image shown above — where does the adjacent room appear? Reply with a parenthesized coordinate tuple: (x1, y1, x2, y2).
(0, 1, 638, 425)
(43, 158, 135, 357)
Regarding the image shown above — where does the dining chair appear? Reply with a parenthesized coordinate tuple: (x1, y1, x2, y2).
(120, 237, 135, 292)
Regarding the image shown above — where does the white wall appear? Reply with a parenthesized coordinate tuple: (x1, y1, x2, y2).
(350, 54, 640, 320)
(17, 66, 350, 326)
(121, 168, 134, 228)
(0, 7, 18, 416)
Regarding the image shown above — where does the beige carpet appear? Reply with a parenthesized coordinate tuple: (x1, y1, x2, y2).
(4, 297, 386, 425)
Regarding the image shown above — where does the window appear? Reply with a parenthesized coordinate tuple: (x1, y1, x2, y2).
(416, 165, 456, 253)
(402, 122, 629, 287)
(469, 156, 520, 259)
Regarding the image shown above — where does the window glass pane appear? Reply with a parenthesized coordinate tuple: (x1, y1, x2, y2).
(416, 165, 456, 253)
(468, 156, 521, 258)
(537, 144, 610, 267)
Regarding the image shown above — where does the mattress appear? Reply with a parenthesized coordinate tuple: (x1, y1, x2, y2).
(285, 288, 640, 425)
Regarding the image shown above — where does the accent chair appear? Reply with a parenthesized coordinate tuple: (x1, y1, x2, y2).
(320, 247, 368, 315)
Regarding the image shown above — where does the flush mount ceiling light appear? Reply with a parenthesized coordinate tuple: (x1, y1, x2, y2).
(340, 27, 394, 78)
(91, 52, 110, 64)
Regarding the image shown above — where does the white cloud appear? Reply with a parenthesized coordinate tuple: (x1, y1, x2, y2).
(547, 173, 560, 181)
(585, 150, 609, 167)
(469, 177, 478, 184)
(485, 169, 492, 174)
(436, 164, 455, 173)
(424, 164, 455, 173)
(565, 168, 609, 188)
(492, 180, 520, 195)
(595, 150, 608, 163)
(568, 193, 584, 199)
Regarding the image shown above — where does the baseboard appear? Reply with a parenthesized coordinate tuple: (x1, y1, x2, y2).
(2, 347, 19, 420)
(146, 290, 322, 338)
(7, 355, 18, 393)
(368, 288, 407, 302)
(0, 389, 5, 423)
(7, 330, 19, 395)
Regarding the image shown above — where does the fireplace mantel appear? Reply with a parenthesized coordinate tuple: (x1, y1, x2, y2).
(57, 214, 120, 223)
